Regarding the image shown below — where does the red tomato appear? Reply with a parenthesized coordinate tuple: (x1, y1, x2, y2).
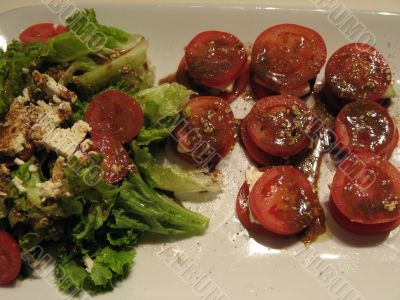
(246, 95, 314, 158)
(329, 199, 400, 235)
(89, 134, 130, 184)
(240, 117, 276, 165)
(251, 24, 326, 93)
(19, 23, 68, 44)
(85, 91, 143, 144)
(176, 59, 249, 104)
(325, 43, 391, 102)
(334, 100, 398, 158)
(249, 166, 315, 235)
(331, 153, 400, 225)
(185, 31, 248, 89)
(173, 96, 235, 163)
(236, 182, 271, 235)
(0, 230, 21, 285)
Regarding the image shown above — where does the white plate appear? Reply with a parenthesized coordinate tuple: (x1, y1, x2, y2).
(1, 3, 400, 300)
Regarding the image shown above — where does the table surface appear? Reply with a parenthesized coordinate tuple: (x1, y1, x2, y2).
(0, 0, 399, 14)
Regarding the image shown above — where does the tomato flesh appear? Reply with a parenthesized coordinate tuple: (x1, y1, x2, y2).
(19, 23, 68, 44)
(329, 199, 400, 235)
(236, 182, 271, 235)
(0, 229, 21, 285)
(331, 153, 400, 224)
(85, 90, 143, 144)
(325, 43, 391, 102)
(177, 58, 249, 104)
(174, 96, 235, 164)
(335, 100, 397, 158)
(249, 166, 315, 235)
(246, 95, 314, 158)
(251, 24, 326, 93)
(185, 31, 248, 88)
(89, 134, 130, 184)
(240, 117, 276, 165)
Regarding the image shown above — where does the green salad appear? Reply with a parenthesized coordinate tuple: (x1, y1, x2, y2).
(0, 9, 219, 295)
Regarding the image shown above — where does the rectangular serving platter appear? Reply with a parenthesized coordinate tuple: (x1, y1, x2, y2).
(1, 2, 400, 300)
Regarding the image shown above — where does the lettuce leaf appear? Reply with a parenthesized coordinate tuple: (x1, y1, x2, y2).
(0, 41, 50, 117)
(135, 83, 194, 126)
(132, 142, 220, 193)
(117, 172, 209, 235)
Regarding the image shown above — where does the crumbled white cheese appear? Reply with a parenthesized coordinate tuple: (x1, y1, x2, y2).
(32, 70, 77, 103)
(253, 76, 311, 97)
(41, 120, 91, 157)
(14, 158, 25, 166)
(36, 180, 64, 199)
(83, 255, 94, 273)
(22, 68, 29, 74)
(245, 169, 264, 192)
(28, 164, 39, 173)
(80, 139, 93, 152)
(12, 177, 26, 194)
(245, 169, 264, 225)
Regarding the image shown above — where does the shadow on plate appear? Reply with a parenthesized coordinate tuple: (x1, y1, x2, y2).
(323, 202, 389, 247)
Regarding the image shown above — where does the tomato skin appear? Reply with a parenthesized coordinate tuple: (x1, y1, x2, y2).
(0, 230, 22, 285)
(89, 134, 130, 184)
(331, 153, 400, 225)
(173, 96, 235, 164)
(240, 117, 276, 166)
(85, 91, 143, 144)
(329, 199, 400, 235)
(19, 23, 68, 44)
(176, 58, 249, 103)
(251, 24, 326, 93)
(236, 182, 272, 235)
(334, 100, 397, 158)
(185, 31, 248, 89)
(325, 43, 391, 102)
(249, 166, 315, 235)
(246, 95, 314, 158)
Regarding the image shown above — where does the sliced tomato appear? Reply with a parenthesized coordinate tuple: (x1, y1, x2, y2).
(177, 58, 249, 103)
(251, 24, 326, 93)
(329, 199, 400, 235)
(173, 96, 235, 163)
(236, 182, 271, 235)
(0, 229, 21, 285)
(19, 23, 68, 44)
(185, 31, 248, 89)
(331, 153, 400, 225)
(240, 117, 276, 165)
(89, 134, 130, 184)
(246, 95, 314, 158)
(325, 43, 391, 102)
(222, 62, 250, 103)
(334, 100, 397, 158)
(249, 166, 315, 235)
(85, 90, 143, 144)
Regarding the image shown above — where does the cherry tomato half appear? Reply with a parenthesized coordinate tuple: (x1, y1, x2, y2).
(85, 90, 143, 144)
(249, 166, 316, 235)
(0, 229, 21, 285)
(325, 43, 392, 102)
(236, 182, 271, 235)
(331, 153, 400, 224)
(251, 24, 326, 93)
(19, 23, 68, 44)
(246, 95, 314, 158)
(334, 100, 398, 158)
(173, 96, 235, 163)
(185, 30, 248, 89)
(89, 133, 130, 184)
